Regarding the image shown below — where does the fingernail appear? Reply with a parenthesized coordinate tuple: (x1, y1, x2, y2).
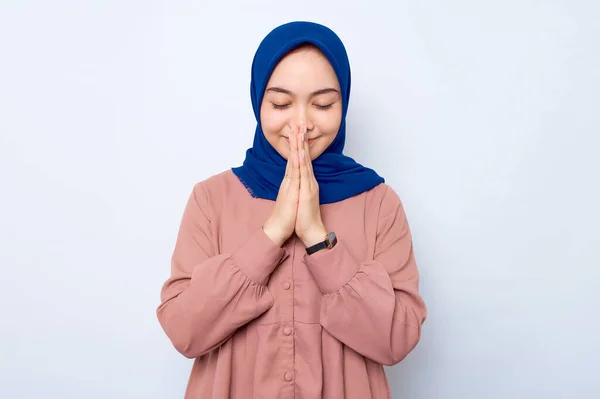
(300, 133, 305, 142)
(300, 150, 305, 158)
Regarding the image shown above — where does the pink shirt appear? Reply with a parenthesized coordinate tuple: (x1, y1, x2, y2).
(157, 170, 427, 398)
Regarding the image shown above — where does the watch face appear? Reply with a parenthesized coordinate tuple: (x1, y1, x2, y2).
(326, 232, 337, 248)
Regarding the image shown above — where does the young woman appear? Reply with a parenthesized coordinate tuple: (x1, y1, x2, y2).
(157, 21, 427, 399)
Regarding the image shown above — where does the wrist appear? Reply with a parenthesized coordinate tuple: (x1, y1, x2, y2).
(262, 223, 287, 247)
(300, 224, 328, 247)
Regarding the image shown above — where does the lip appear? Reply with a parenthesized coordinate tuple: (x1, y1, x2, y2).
(284, 137, 319, 143)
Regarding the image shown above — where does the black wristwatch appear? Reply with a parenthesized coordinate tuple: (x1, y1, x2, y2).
(306, 232, 337, 255)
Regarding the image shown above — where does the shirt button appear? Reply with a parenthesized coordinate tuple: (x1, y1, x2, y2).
(283, 326, 292, 336)
(284, 372, 293, 382)
(282, 281, 291, 290)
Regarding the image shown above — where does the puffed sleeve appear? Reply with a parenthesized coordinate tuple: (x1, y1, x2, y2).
(305, 186, 426, 365)
(157, 183, 288, 359)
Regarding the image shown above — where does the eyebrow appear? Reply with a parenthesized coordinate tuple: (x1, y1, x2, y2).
(266, 87, 339, 97)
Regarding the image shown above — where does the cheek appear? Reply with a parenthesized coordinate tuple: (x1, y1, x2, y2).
(260, 104, 287, 135)
(309, 109, 342, 159)
(314, 108, 342, 138)
(260, 105, 290, 157)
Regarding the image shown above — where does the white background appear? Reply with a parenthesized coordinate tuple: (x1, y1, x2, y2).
(1, 1, 599, 398)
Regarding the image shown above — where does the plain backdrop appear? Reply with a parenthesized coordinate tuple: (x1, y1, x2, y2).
(1, 1, 599, 398)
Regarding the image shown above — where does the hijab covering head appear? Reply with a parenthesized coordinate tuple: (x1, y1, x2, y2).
(232, 21, 384, 204)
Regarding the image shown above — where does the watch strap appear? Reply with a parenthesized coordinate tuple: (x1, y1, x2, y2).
(305, 232, 337, 255)
(306, 240, 329, 255)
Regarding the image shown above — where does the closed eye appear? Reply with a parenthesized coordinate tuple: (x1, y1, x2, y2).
(315, 103, 334, 110)
(271, 102, 334, 110)
(271, 102, 291, 110)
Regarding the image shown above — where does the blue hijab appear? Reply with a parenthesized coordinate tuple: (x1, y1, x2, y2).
(232, 21, 384, 204)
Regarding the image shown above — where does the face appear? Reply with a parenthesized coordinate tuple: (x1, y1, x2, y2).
(260, 45, 342, 160)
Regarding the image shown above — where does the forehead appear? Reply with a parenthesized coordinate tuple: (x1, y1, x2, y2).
(267, 45, 340, 89)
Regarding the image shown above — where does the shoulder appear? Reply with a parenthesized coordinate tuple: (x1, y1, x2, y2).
(363, 183, 411, 239)
(363, 182, 404, 218)
(326, 183, 405, 226)
(190, 169, 246, 215)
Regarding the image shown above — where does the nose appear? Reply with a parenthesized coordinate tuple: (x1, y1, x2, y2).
(292, 108, 314, 131)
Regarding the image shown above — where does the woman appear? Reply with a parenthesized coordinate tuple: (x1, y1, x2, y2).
(157, 21, 427, 399)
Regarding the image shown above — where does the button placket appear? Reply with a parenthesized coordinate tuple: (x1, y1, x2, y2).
(281, 239, 296, 388)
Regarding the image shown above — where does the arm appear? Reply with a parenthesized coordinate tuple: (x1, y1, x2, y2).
(156, 183, 287, 359)
(305, 186, 427, 366)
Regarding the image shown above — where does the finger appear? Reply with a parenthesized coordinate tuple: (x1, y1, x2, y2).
(284, 148, 292, 181)
(298, 127, 310, 188)
(290, 124, 300, 186)
(302, 124, 315, 177)
(278, 125, 291, 182)
(299, 124, 315, 184)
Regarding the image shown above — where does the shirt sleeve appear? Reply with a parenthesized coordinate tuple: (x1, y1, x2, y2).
(156, 183, 288, 359)
(304, 185, 427, 366)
